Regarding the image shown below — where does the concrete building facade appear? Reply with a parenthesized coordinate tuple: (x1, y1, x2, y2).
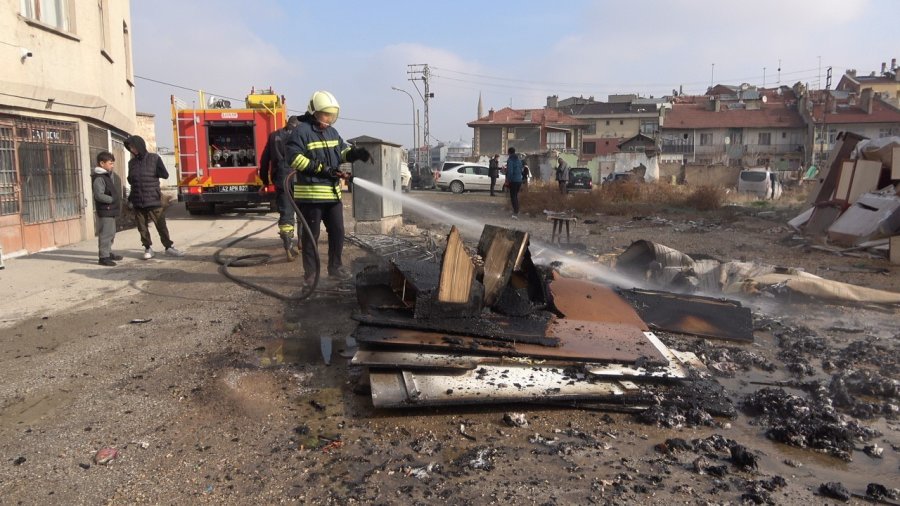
(1, 0, 135, 257)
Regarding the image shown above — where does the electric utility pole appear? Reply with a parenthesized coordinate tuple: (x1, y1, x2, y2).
(408, 64, 433, 163)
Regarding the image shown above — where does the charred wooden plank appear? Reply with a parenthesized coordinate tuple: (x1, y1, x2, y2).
(352, 310, 560, 347)
(618, 288, 753, 342)
(477, 225, 529, 306)
(438, 226, 475, 303)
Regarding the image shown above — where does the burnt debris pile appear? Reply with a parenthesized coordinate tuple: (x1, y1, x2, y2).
(349, 224, 739, 413)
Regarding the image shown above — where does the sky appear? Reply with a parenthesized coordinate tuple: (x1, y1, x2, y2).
(131, 0, 898, 150)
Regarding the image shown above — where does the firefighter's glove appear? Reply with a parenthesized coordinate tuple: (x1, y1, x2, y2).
(325, 167, 342, 180)
(346, 146, 372, 163)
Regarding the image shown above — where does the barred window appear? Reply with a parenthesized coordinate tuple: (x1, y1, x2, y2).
(0, 124, 18, 216)
(16, 118, 82, 224)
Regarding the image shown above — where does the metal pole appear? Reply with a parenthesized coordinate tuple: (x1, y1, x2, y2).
(391, 87, 417, 165)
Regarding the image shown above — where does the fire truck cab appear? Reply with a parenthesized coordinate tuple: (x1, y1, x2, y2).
(171, 89, 286, 215)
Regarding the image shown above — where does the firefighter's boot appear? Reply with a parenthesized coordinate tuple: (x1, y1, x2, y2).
(278, 225, 297, 262)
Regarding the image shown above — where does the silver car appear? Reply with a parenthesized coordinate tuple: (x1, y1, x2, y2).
(436, 164, 505, 194)
(738, 168, 782, 199)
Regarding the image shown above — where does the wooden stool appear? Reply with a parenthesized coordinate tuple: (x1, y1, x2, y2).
(548, 215, 576, 244)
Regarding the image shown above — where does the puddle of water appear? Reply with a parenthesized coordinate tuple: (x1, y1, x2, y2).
(256, 338, 313, 367)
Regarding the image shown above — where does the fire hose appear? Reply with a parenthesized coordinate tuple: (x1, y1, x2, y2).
(213, 170, 349, 300)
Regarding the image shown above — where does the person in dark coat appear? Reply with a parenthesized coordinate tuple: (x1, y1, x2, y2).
(260, 115, 301, 261)
(505, 147, 524, 218)
(91, 151, 123, 266)
(488, 154, 500, 196)
(555, 156, 570, 195)
(124, 135, 185, 259)
(285, 90, 371, 284)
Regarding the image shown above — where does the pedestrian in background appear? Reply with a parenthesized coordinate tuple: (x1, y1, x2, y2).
(521, 162, 530, 193)
(124, 135, 185, 260)
(488, 154, 500, 196)
(505, 147, 523, 219)
(555, 156, 570, 195)
(91, 151, 123, 266)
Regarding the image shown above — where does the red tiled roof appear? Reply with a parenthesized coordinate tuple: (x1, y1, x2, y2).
(663, 97, 805, 129)
(810, 96, 900, 124)
(468, 107, 585, 126)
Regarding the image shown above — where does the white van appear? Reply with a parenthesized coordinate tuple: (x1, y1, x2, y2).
(738, 168, 783, 200)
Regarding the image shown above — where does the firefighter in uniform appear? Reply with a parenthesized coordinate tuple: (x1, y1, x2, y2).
(259, 115, 301, 261)
(285, 91, 371, 283)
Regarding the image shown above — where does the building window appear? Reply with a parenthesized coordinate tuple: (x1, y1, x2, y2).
(619, 120, 624, 125)
(582, 141, 596, 155)
(20, 0, 73, 32)
(781, 131, 787, 139)
(605, 120, 610, 126)
(758, 132, 771, 145)
(15, 118, 82, 224)
(583, 122, 596, 135)
(0, 123, 19, 216)
(98, 0, 110, 55)
(879, 128, 892, 138)
(699, 133, 713, 145)
(640, 120, 658, 136)
(123, 21, 134, 86)
(547, 131, 566, 151)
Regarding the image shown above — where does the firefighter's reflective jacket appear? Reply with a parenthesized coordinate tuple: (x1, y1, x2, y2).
(285, 112, 351, 203)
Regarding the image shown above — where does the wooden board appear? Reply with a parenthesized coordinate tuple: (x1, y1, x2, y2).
(834, 161, 855, 202)
(547, 275, 649, 330)
(618, 288, 753, 342)
(437, 226, 474, 303)
(353, 309, 559, 346)
(352, 322, 666, 365)
(848, 159, 883, 204)
(478, 225, 529, 306)
(806, 131, 866, 206)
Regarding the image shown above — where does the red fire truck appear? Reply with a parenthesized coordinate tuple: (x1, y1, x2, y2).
(171, 88, 286, 215)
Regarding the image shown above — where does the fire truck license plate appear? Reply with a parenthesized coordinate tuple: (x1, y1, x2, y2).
(221, 185, 248, 192)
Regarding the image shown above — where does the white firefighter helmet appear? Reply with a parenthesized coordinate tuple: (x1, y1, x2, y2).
(307, 90, 340, 123)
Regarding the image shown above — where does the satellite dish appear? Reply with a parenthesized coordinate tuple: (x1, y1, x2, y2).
(724, 136, 731, 145)
(762, 95, 768, 103)
(740, 83, 750, 91)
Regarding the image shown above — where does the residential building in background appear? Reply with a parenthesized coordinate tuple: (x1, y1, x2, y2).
(467, 107, 586, 158)
(469, 59, 900, 185)
(659, 85, 807, 171)
(1, 0, 136, 256)
(554, 94, 666, 161)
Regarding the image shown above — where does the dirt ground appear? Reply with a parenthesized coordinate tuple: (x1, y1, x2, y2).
(0, 186, 897, 505)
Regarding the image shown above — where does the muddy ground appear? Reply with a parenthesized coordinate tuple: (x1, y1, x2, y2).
(0, 187, 897, 505)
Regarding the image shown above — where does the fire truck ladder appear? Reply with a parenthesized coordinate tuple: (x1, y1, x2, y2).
(171, 95, 201, 178)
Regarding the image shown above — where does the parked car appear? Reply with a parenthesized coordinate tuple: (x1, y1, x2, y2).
(567, 167, 593, 191)
(400, 163, 411, 192)
(432, 161, 466, 186)
(738, 167, 782, 199)
(436, 164, 505, 194)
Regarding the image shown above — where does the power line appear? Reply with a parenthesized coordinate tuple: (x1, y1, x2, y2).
(433, 65, 827, 90)
(135, 74, 410, 126)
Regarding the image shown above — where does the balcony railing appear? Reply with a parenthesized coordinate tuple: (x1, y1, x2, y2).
(661, 142, 803, 155)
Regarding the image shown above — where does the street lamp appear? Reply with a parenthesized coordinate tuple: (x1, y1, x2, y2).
(391, 86, 418, 167)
